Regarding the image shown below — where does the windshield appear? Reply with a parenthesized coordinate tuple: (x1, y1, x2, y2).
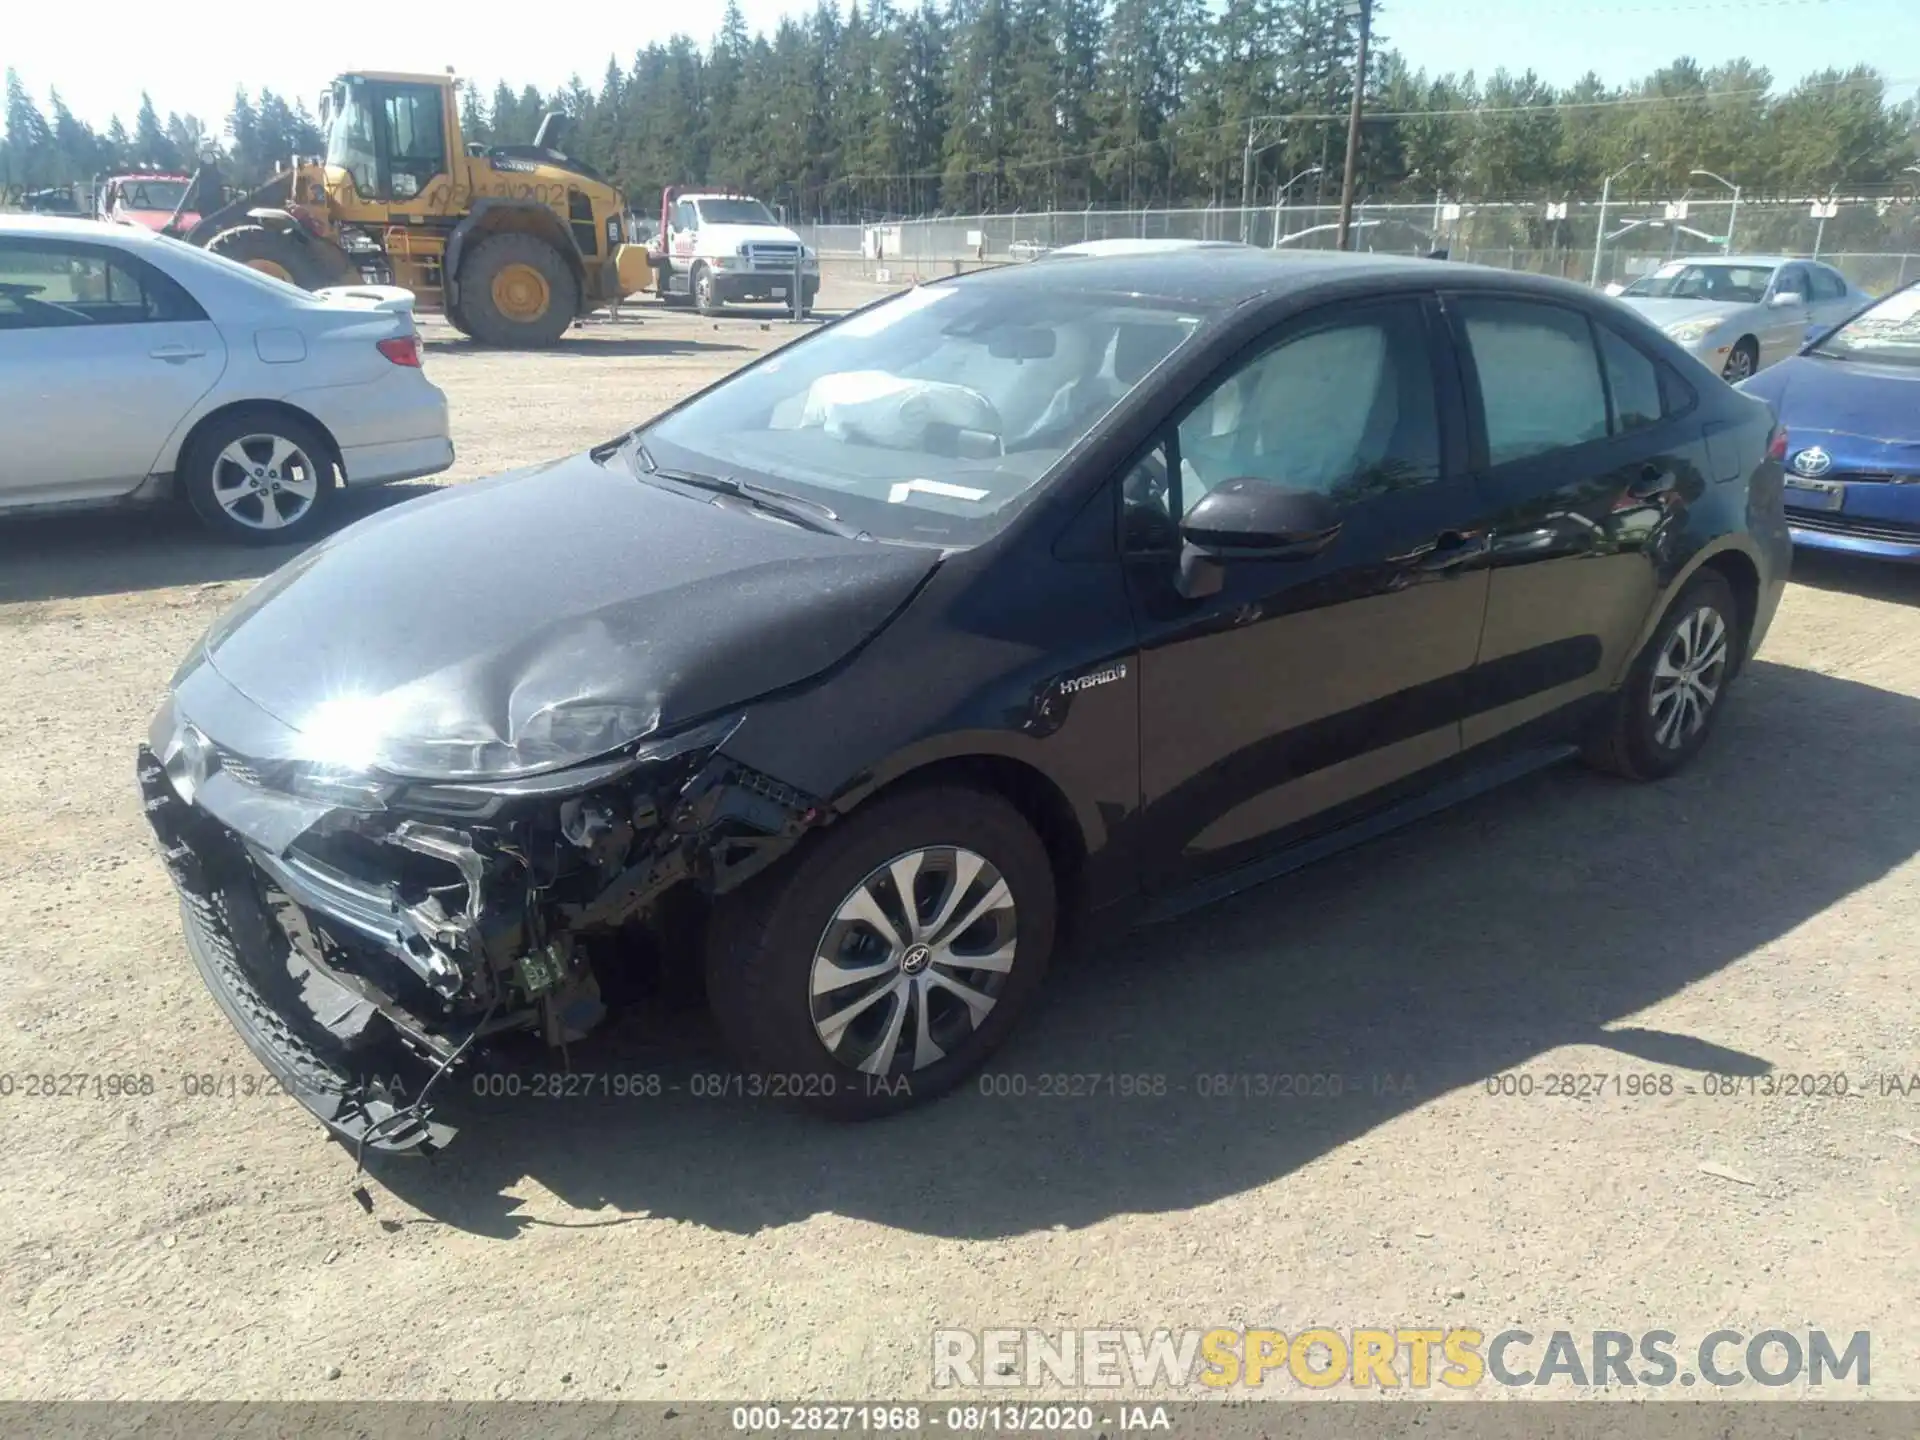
(326, 82, 380, 197)
(1624, 262, 1774, 304)
(115, 179, 190, 211)
(697, 198, 779, 227)
(1813, 283, 1920, 367)
(640, 282, 1207, 545)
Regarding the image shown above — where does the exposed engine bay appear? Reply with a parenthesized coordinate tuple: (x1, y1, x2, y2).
(138, 707, 826, 1157)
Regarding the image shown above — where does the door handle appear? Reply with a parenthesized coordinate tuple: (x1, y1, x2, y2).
(1628, 464, 1678, 500)
(1404, 529, 1489, 572)
(149, 344, 206, 363)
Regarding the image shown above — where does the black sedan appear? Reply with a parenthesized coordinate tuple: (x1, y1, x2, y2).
(139, 250, 1791, 1155)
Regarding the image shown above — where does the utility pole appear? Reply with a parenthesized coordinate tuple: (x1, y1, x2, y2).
(1335, 0, 1371, 252)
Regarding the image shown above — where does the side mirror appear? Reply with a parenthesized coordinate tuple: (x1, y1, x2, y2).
(1769, 291, 1804, 308)
(1176, 479, 1341, 598)
(1803, 323, 1829, 347)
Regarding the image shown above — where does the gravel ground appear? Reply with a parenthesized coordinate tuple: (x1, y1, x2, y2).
(2, 289, 1918, 1403)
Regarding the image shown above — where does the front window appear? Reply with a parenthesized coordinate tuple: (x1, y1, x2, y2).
(114, 179, 190, 212)
(326, 81, 380, 198)
(695, 198, 779, 227)
(1624, 263, 1774, 305)
(1811, 283, 1920, 368)
(640, 282, 1207, 544)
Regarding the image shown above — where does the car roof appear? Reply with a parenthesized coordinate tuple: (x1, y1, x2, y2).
(949, 247, 1585, 310)
(0, 214, 155, 243)
(1047, 238, 1253, 257)
(1654, 254, 1799, 268)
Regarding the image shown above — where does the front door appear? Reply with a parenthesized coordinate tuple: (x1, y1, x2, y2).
(1122, 295, 1492, 892)
(0, 238, 225, 506)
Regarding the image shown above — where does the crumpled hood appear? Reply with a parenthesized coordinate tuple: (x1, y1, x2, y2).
(1742, 355, 1920, 471)
(189, 451, 937, 778)
(1617, 297, 1742, 331)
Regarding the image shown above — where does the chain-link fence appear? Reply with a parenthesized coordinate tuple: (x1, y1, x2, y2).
(801, 196, 1920, 294)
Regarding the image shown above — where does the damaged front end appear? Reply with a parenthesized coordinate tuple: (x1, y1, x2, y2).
(138, 697, 825, 1156)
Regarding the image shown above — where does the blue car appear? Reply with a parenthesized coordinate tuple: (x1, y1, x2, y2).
(1739, 280, 1920, 561)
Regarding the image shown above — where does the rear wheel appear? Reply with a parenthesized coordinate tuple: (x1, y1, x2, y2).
(205, 225, 355, 290)
(179, 409, 335, 545)
(1584, 570, 1741, 780)
(457, 232, 578, 347)
(705, 786, 1056, 1118)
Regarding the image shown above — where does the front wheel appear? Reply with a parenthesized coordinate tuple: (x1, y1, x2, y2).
(705, 786, 1056, 1118)
(1721, 338, 1758, 382)
(1584, 569, 1741, 780)
(692, 262, 721, 315)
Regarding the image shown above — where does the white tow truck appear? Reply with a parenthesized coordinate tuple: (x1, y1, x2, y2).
(647, 186, 820, 316)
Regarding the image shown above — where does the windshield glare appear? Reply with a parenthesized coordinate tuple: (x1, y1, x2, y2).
(1817, 284, 1920, 367)
(698, 198, 779, 227)
(1624, 262, 1774, 304)
(641, 283, 1205, 544)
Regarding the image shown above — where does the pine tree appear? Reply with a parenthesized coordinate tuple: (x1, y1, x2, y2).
(4, 69, 55, 188)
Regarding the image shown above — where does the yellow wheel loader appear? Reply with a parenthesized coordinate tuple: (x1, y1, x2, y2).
(176, 71, 651, 347)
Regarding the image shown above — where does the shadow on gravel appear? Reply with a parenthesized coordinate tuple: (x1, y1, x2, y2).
(423, 335, 757, 359)
(372, 657, 1920, 1241)
(1785, 548, 1920, 606)
(0, 484, 440, 605)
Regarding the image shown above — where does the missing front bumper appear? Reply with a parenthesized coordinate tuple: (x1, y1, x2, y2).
(139, 746, 456, 1155)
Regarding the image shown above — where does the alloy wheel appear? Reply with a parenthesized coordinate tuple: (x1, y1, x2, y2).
(809, 846, 1017, 1077)
(1721, 347, 1755, 381)
(210, 434, 321, 532)
(1648, 604, 1729, 749)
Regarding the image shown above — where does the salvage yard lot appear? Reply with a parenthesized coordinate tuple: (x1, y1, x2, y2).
(2, 286, 1919, 1400)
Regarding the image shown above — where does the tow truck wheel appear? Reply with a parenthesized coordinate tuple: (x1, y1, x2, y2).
(693, 262, 721, 316)
(205, 225, 350, 290)
(458, 232, 578, 347)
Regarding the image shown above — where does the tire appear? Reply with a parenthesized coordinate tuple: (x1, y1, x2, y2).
(456, 231, 578, 347)
(692, 262, 721, 315)
(705, 785, 1057, 1118)
(444, 294, 474, 338)
(179, 408, 336, 545)
(1721, 337, 1758, 382)
(205, 225, 356, 290)
(1583, 569, 1741, 781)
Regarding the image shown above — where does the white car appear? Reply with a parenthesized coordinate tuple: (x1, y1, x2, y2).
(1611, 255, 1870, 382)
(0, 215, 453, 543)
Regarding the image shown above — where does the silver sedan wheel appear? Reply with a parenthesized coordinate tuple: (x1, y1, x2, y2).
(1649, 604, 1729, 748)
(1721, 346, 1755, 381)
(209, 433, 322, 531)
(809, 846, 1017, 1077)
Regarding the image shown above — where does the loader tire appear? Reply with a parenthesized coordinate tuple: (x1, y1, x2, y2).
(457, 232, 578, 347)
(206, 225, 355, 291)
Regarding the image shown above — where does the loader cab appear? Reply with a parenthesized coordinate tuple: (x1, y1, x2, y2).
(324, 75, 452, 205)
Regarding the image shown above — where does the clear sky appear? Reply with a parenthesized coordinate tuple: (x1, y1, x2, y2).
(10, 0, 1920, 133)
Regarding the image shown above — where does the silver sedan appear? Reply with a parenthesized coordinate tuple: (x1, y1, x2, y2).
(1612, 254, 1871, 382)
(0, 214, 452, 543)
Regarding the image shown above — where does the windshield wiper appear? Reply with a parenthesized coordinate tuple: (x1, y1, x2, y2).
(1806, 345, 1850, 360)
(631, 442, 865, 539)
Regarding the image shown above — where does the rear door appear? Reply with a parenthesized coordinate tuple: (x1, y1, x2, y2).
(1444, 292, 1706, 751)
(0, 238, 226, 505)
